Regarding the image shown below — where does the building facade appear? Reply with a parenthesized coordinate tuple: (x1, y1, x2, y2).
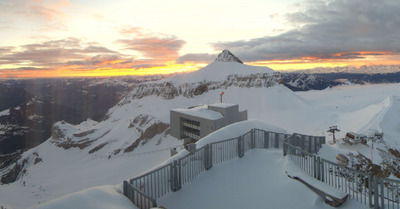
(170, 103, 247, 142)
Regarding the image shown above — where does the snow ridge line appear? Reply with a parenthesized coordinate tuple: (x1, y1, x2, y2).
(123, 129, 325, 209)
(92, 145, 183, 159)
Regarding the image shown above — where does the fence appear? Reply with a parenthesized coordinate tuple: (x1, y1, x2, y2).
(123, 129, 325, 209)
(284, 140, 400, 209)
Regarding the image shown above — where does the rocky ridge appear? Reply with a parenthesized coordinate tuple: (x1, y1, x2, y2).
(215, 49, 243, 64)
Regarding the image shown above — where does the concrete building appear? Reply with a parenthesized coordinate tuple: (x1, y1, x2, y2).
(170, 103, 247, 142)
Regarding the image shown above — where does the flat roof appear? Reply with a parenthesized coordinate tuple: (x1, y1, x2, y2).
(172, 105, 223, 120)
(208, 103, 237, 108)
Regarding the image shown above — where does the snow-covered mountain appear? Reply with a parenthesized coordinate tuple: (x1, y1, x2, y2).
(0, 76, 170, 157)
(281, 65, 400, 91)
(3, 50, 400, 208)
(282, 73, 340, 91)
(297, 65, 400, 74)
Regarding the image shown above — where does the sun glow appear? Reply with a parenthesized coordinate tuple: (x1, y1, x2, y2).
(246, 52, 400, 71)
(0, 62, 205, 78)
(1, 50, 400, 78)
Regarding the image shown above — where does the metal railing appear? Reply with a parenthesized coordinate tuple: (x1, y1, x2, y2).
(123, 129, 325, 209)
(284, 139, 400, 209)
(375, 177, 400, 209)
(178, 145, 207, 187)
(211, 137, 239, 165)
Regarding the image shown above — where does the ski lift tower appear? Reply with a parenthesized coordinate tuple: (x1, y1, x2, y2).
(327, 126, 340, 144)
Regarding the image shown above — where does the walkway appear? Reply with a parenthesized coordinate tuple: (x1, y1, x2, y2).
(157, 149, 368, 209)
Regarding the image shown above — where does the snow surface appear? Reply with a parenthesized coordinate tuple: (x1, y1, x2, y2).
(209, 103, 237, 108)
(157, 150, 368, 209)
(28, 185, 137, 209)
(0, 108, 9, 116)
(172, 105, 223, 120)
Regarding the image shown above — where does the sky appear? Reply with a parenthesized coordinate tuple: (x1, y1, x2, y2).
(1, 0, 400, 78)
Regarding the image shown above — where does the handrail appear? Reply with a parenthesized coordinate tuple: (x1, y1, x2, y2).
(285, 138, 400, 209)
(123, 128, 325, 209)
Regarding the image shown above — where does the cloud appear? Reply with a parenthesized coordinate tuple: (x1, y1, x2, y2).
(66, 54, 135, 69)
(82, 46, 116, 54)
(211, 0, 400, 62)
(176, 53, 216, 64)
(0, 37, 135, 71)
(0, 26, 188, 77)
(117, 27, 186, 62)
(9, 0, 70, 20)
(119, 27, 145, 36)
(0, 0, 71, 32)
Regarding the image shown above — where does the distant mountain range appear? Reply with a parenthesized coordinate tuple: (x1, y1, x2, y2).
(297, 65, 400, 74)
(282, 68, 400, 91)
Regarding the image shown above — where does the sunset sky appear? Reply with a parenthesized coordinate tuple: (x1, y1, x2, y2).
(1, 0, 400, 78)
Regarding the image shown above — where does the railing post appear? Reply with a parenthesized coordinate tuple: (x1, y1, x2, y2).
(170, 162, 175, 192)
(171, 160, 181, 192)
(123, 180, 133, 203)
(316, 156, 321, 180)
(380, 178, 385, 209)
(274, 133, 279, 148)
(264, 131, 269, 149)
(205, 144, 212, 170)
(283, 142, 287, 156)
(238, 136, 244, 158)
(251, 129, 255, 149)
(320, 159, 325, 182)
(374, 176, 379, 209)
(313, 155, 317, 178)
(123, 180, 128, 197)
(368, 175, 373, 208)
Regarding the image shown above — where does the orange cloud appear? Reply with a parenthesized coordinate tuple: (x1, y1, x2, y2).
(0, 34, 191, 78)
(117, 26, 186, 63)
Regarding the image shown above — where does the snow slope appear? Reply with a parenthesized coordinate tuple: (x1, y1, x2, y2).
(28, 185, 136, 209)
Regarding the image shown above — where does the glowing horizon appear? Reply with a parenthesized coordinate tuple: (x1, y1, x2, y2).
(1, 0, 400, 78)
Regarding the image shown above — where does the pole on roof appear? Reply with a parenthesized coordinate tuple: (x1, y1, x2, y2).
(220, 92, 224, 103)
(327, 126, 340, 144)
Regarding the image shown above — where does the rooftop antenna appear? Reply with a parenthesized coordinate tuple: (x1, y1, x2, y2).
(220, 92, 224, 103)
(327, 125, 340, 144)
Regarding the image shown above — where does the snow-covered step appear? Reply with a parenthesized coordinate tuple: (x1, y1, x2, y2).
(286, 159, 349, 207)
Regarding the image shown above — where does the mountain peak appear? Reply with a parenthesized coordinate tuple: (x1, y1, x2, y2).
(215, 50, 243, 64)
